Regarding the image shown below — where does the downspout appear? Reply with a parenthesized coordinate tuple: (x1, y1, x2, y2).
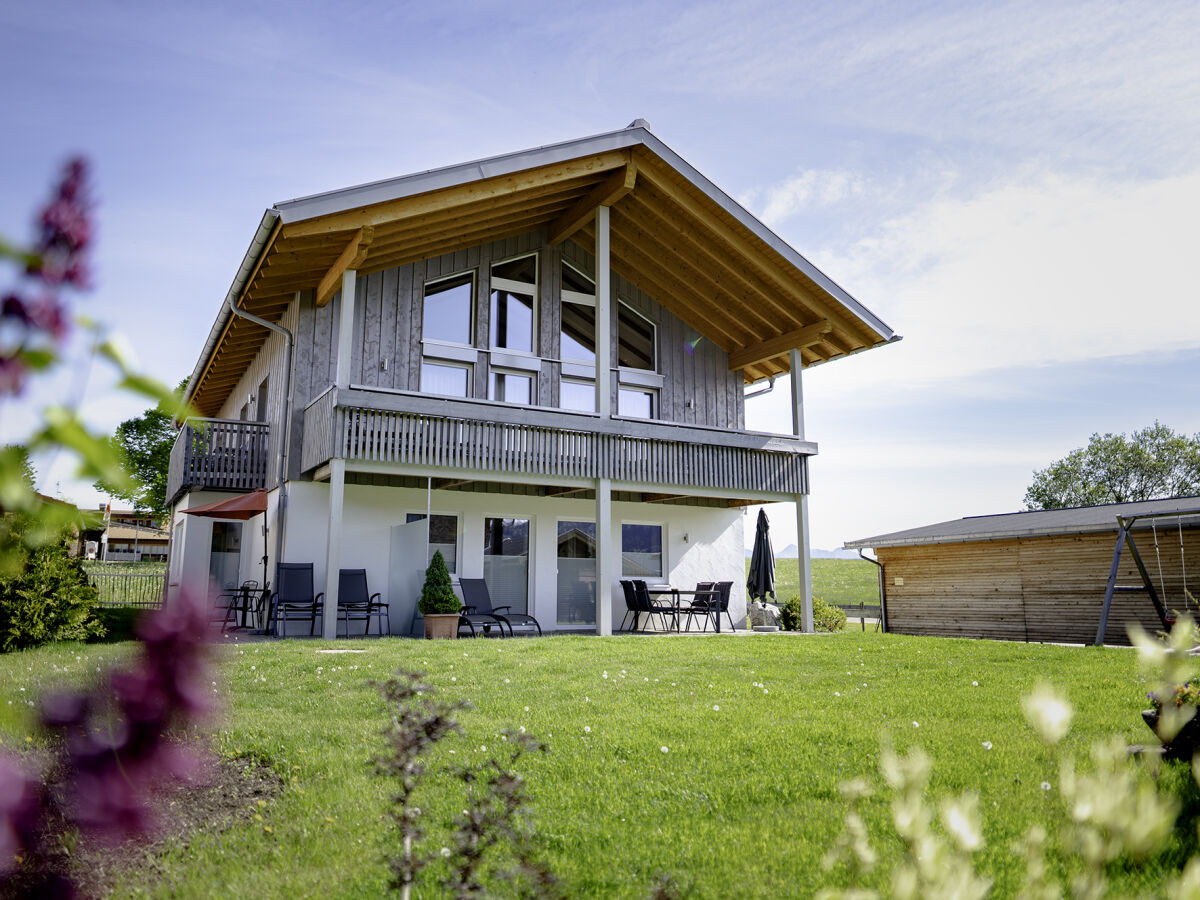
(743, 375, 777, 400)
(858, 548, 887, 632)
(224, 216, 294, 586)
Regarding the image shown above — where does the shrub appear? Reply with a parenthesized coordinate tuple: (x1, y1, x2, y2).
(0, 525, 102, 651)
(780, 595, 846, 633)
(418, 550, 460, 615)
(88, 605, 143, 643)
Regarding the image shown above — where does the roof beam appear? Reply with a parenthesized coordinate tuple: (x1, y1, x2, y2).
(728, 320, 832, 371)
(547, 160, 637, 245)
(315, 226, 374, 307)
(282, 150, 629, 239)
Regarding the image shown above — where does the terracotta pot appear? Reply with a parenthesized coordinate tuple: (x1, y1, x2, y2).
(1142, 707, 1200, 760)
(423, 613, 460, 640)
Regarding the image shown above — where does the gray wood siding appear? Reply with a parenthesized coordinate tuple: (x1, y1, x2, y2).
(291, 228, 747, 459)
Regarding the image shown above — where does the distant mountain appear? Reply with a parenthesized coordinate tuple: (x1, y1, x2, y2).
(744, 545, 860, 560)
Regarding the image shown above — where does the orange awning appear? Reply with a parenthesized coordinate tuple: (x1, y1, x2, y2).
(181, 489, 268, 520)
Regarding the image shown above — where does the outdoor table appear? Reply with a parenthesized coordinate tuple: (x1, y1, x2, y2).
(646, 586, 721, 632)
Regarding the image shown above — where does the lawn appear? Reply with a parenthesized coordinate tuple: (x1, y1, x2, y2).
(0, 632, 1186, 898)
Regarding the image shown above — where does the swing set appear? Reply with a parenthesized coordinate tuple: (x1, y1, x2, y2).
(1095, 507, 1200, 646)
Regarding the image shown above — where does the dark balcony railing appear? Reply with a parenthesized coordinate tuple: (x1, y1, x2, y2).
(167, 418, 270, 503)
(302, 387, 812, 497)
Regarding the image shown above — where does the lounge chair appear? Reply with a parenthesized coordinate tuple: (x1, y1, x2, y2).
(459, 578, 542, 636)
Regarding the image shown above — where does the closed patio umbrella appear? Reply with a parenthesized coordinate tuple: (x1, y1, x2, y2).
(746, 508, 775, 602)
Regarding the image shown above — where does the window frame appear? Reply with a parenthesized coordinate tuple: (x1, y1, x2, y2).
(620, 521, 665, 579)
(489, 253, 538, 355)
(617, 301, 657, 373)
(422, 271, 476, 348)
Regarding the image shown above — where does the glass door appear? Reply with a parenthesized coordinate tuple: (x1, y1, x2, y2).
(209, 521, 242, 590)
(483, 518, 530, 615)
(557, 520, 596, 626)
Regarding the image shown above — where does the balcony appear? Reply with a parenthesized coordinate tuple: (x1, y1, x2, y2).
(301, 387, 813, 499)
(167, 418, 270, 504)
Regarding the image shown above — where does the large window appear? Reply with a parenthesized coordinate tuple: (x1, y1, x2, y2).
(423, 273, 474, 345)
(405, 513, 460, 573)
(490, 255, 536, 353)
(484, 518, 530, 615)
(560, 263, 596, 363)
(618, 303, 656, 371)
(557, 520, 596, 626)
(622, 524, 663, 578)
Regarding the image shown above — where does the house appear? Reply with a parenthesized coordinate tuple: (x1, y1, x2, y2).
(844, 497, 1200, 645)
(165, 121, 898, 637)
(79, 506, 170, 562)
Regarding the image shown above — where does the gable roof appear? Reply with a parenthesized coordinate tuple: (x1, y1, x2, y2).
(845, 496, 1200, 549)
(187, 121, 899, 416)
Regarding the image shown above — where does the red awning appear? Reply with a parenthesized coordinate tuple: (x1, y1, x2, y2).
(181, 489, 268, 520)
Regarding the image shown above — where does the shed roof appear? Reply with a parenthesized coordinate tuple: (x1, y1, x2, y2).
(186, 121, 898, 416)
(845, 496, 1200, 549)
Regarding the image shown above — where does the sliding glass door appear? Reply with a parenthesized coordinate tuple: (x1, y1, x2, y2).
(483, 518, 529, 615)
(557, 520, 596, 626)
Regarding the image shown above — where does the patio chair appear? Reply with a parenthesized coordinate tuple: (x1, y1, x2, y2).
(267, 563, 325, 636)
(681, 581, 717, 632)
(460, 578, 542, 636)
(619, 580, 642, 631)
(632, 580, 678, 632)
(337, 569, 389, 636)
(684, 581, 736, 632)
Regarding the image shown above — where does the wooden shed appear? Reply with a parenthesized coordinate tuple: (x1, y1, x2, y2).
(845, 497, 1200, 645)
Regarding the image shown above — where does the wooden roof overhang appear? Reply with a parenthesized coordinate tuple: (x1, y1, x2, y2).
(187, 123, 898, 417)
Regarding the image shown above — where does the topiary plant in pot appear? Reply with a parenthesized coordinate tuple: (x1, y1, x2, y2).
(418, 550, 462, 639)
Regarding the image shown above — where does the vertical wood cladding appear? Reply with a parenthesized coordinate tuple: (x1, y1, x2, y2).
(878, 527, 1200, 645)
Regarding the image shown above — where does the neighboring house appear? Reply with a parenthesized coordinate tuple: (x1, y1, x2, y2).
(85, 507, 170, 562)
(845, 497, 1200, 646)
(165, 121, 898, 637)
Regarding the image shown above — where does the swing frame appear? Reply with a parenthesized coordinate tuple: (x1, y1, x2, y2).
(1095, 507, 1200, 646)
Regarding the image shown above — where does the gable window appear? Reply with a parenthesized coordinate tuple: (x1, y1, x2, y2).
(621, 523, 663, 578)
(423, 273, 474, 345)
(489, 369, 533, 404)
(618, 302, 656, 371)
(618, 387, 656, 419)
(560, 263, 596, 363)
(490, 255, 536, 353)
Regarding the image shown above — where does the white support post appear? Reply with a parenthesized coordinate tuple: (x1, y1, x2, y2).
(595, 476, 613, 635)
(789, 348, 814, 633)
(595, 206, 611, 419)
(334, 269, 356, 390)
(322, 458, 345, 640)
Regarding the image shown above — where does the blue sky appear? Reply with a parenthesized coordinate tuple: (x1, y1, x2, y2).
(2, 0, 1198, 550)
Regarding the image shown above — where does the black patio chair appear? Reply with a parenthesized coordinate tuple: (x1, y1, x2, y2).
(681, 581, 718, 632)
(684, 581, 736, 632)
(619, 580, 642, 631)
(338, 569, 389, 636)
(267, 563, 325, 636)
(460, 578, 542, 636)
(632, 580, 678, 632)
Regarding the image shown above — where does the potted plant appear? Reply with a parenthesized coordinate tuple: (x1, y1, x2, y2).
(418, 550, 461, 639)
(1144, 680, 1200, 760)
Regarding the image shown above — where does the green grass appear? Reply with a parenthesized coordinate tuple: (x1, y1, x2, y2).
(0, 633, 1185, 898)
(749, 557, 879, 606)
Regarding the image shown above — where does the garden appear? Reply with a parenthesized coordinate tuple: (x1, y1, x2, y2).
(2, 624, 1193, 898)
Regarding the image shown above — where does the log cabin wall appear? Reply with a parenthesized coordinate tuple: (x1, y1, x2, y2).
(878, 526, 1200, 645)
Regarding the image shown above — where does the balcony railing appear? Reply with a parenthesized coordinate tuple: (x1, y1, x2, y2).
(302, 387, 812, 497)
(167, 418, 270, 503)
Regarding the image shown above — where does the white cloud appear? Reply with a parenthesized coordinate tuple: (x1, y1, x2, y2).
(740, 169, 868, 226)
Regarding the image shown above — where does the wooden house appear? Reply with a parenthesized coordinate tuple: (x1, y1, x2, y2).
(165, 121, 898, 637)
(845, 497, 1200, 645)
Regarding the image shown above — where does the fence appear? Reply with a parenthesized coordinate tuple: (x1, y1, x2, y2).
(87, 572, 166, 609)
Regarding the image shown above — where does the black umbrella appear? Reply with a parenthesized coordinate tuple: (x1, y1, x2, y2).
(746, 508, 775, 602)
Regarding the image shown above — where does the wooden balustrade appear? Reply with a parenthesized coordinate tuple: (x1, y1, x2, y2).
(167, 419, 270, 503)
(302, 387, 810, 496)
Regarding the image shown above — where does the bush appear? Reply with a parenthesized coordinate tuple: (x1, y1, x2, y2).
(780, 595, 846, 633)
(418, 550, 460, 615)
(88, 606, 144, 643)
(0, 527, 102, 651)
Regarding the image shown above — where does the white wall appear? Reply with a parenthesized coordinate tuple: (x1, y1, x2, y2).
(280, 481, 746, 633)
(167, 489, 272, 604)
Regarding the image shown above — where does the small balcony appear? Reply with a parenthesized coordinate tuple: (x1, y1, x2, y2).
(301, 387, 813, 499)
(167, 418, 270, 504)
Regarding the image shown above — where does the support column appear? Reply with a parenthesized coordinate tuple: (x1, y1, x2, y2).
(595, 206, 611, 419)
(334, 269, 356, 389)
(595, 477, 613, 636)
(322, 458, 345, 640)
(789, 348, 814, 633)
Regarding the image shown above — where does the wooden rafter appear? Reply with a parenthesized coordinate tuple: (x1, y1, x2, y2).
(316, 226, 375, 307)
(547, 159, 637, 245)
(728, 320, 832, 371)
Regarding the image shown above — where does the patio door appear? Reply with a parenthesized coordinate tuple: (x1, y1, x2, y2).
(208, 521, 242, 590)
(557, 520, 596, 626)
(483, 518, 529, 615)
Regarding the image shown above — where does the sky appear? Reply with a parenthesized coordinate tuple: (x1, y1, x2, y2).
(1, 0, 1198, 552)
